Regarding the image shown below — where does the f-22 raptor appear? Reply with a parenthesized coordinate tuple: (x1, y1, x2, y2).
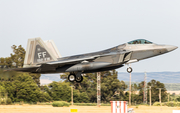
(11, 38, 178, 83)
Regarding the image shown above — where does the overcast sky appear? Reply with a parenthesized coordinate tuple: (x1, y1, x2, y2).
(0, 0, 180, 72)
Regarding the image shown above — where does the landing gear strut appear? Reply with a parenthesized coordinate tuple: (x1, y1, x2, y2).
(127, 67, 133, 73)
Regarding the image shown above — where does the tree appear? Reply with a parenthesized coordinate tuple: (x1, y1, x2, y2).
(10, 45, 25, 68)
(147, 79, 167, 103)
(0, 45, 41, 86)
(48, 81, 71, 102)
(101, 71, 127, 102)
(0, 85, 6, 97)
(0, 73, 52, 103)
(134, 79, 167, 104)
(47, 81, 90, 103)
(135, 81, 144, 104)
(131, 83, 139, 105)
(0, 45, 26, 68)
(29, 73, 41, 87)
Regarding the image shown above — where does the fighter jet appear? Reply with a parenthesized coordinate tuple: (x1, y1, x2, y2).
(10, 38, 178, 83)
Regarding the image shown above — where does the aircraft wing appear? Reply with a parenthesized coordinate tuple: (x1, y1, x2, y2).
(5, 53, 114, 72)
(43, 55, 101, 66)
(41, 51, 131, 67)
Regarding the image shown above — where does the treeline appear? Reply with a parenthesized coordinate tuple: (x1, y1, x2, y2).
(0, 70, 168, 104)
(0, 73, 51, 103)
(0, 45, 168, 105)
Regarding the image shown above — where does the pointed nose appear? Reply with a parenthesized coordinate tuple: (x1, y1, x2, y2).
(166, 45, 178, 52)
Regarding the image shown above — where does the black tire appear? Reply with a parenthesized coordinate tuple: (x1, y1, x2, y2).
(127, 67, 133, 73)
(75, 76, 83, 83)
(68, 74, 76, 82)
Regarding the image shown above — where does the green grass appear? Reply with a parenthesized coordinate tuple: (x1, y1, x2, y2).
(52, 101, 70, 107)
(73, 103, 111, 106)
(73, 103, 97, 106)
(153, 102, 161, 106)
(163, 102, 180, 107)
(10, 102, 111, 106)
(101, 103, 111, 106)
(152, 101, 180, 107)
(37, 102, 52, 105)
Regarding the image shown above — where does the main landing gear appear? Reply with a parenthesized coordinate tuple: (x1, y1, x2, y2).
(68, 73, 83, 83)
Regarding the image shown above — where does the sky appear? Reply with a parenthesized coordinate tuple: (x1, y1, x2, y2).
(0, 0, 180, 74)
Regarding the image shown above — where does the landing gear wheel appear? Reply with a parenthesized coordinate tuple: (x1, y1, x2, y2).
(127, 67, 133, 73)
(75, 76, 83, 83)
(68, 74, 76, 82)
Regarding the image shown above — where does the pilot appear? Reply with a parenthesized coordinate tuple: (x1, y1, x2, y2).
(145, 40, 147, 44)
(135, 40, 138, 44)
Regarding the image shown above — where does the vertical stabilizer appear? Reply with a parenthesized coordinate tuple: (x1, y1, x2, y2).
(44, 40, 62, 59)
(23, 37, 58, 68)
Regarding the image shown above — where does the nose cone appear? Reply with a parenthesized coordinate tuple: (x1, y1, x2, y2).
(166, 45, 178, 52)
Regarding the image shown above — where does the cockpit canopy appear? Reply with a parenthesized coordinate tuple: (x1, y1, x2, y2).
(128, 39, 153, 44)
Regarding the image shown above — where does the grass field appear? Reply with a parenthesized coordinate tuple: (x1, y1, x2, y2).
(0, 105, 180, 113)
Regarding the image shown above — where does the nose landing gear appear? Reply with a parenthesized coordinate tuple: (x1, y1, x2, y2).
(126, 63, 133, 73)
(127, 67, 133, 73)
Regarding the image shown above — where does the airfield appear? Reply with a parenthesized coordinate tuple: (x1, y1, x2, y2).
(0, 105, 180, 113)
(0, 0, 180, 113)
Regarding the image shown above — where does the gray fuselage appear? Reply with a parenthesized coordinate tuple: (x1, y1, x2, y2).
(12, 39, 177, 74)
(50, 42, 177, 74)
